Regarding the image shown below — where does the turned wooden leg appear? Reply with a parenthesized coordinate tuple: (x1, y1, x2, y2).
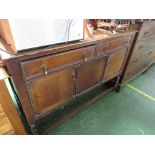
(114, 75, 121, 93)
(31, 124, 39, 135)
(115, 85, 121, 93)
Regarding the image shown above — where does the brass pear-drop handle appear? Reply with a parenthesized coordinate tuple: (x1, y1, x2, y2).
(41, 64, 48, 75)
(83, 50, 88, 62)
(123, 41, 128, 46)
(72, 69, 76, 80)
(149, 50, 153, 55)
(138, 45, 144, 50)
(144, 31, 149, 35)
(106, 54, 110, 67)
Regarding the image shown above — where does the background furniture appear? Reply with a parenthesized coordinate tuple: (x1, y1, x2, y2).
(120, 21, 155, 84)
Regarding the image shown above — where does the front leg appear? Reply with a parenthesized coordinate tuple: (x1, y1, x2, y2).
(114, 75, 121, 93)
(31, 124, 39, 135)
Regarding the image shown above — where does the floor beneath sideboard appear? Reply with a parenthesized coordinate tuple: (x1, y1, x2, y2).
(41, 64, 155, 135)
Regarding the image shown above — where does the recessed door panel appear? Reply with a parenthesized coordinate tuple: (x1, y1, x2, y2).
(76, 57, 107, 94)
(104, 48, 127, 81)
(27, 67, 75, 115)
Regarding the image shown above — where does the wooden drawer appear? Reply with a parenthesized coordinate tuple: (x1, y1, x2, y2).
(129, 54, 150, 70)
(124, 39, 153, 82)
(21, 45, 96, 80)
(97, 35, 131, 55)
(133, 36, 155, 56)
(137, 21, 155, 42)
(129, 37, 155, 66)
(127, 53, 150, 74)
(132, 49, 155, 63)
(124, 62, 148, 82)
(130, 49, 148, 63)
(97, 42, 110, 55)
(110, 35, 131, 49)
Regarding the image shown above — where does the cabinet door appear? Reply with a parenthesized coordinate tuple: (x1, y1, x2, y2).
(103, 47, 127, 81)
(26, 67, 75, 115)
(76, 57, 107, 94)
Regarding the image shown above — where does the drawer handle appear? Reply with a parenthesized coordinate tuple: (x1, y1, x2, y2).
(108, 62, 111, 67)
(123, 41, 128, 45)
(144, 32, 149, 35)
(41, 64, 48, 75)
(106, 53, 110, 58)
(72, 69, 77, 80)
(149, 50, 153, 55)
(83, 51, 88, 62)
(138, 45, 144, 49)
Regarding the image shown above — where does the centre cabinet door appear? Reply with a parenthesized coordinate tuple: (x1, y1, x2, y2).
(26, 66, 75, 116)
(75, 57, 107, 94)
(103, 47, 127, 81)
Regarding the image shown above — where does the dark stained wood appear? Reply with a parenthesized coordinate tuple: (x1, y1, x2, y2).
(26, 66, 75, 116)
(118, 31, 139, 86)
(5, 58, 35, 126)
(103, 47, 127, 81)
(97, 42, 109, 56)
(97, 35, 131, 56)
(21, 45, 96, 80)
(3, 30, 136, 134)
(110, 35, 131, 50)
(76, 56, 107, 94)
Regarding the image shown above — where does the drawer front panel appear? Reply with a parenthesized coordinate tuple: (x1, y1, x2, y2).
(98, 42, 110, 55)
(137, 21, 155, 42)
(128, 36, 155, 69)
(97, 35, 131, 56)
(123, 63, 148, 82)
(110, 35, 131, 50)
(133, 37, 155, 57)
(21, 45, 96, 80)
(127, 55, 149, 71)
